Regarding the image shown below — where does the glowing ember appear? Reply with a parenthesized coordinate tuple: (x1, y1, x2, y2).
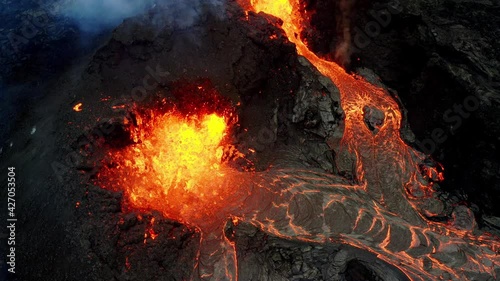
(145, 217, 159, 243)
(73, 102, 83, 112)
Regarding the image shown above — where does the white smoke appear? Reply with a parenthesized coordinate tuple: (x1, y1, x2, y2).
(334, 0, 355, 66)
(59, 0, 155, 32)
(59, 0, 225, 33)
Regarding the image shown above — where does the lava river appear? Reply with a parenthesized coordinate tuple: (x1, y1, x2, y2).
(97, 0, 500, 280)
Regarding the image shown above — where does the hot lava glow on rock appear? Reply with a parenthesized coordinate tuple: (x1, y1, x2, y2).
(98, 110, 242, 226)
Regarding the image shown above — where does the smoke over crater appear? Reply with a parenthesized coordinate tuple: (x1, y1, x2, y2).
(59, 0, 226, 33)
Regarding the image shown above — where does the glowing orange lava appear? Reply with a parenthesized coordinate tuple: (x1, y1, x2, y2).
(73, 102, 83, 112)
(240, 0, 500, 280)
(96, 2, 500, 280)
(98, 110, 240, 226)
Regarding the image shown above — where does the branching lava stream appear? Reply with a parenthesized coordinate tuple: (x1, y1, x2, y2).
(97, 1, 500, 280)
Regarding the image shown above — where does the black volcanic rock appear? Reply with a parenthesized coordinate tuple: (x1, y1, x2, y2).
(2, 0, 500, 280)
(304, 0, 500, 218)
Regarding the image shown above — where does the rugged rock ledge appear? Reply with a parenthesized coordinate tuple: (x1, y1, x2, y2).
(1, 1, 500, 280)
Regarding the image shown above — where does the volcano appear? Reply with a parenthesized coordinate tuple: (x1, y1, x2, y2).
(1, 0, 500, 281)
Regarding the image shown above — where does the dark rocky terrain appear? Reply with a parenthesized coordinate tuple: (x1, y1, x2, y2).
(1, 0, 499, 280)
(303, 0, 500, 220)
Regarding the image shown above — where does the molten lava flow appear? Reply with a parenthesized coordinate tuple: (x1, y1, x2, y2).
(96, 2, 500, 280)
(238, 0, 500, 280)
(73, 102, 83, 112)
(243, 0, 436, 225)
(98, 110, 241, 226)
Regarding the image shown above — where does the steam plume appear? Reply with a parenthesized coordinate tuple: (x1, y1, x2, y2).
(59, 0, 225, 33)
(60, 0, 155, 32)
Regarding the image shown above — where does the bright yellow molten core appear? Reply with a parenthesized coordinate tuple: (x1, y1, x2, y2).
(149, 113, 227, 192)
(99, 112, 236, 222)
